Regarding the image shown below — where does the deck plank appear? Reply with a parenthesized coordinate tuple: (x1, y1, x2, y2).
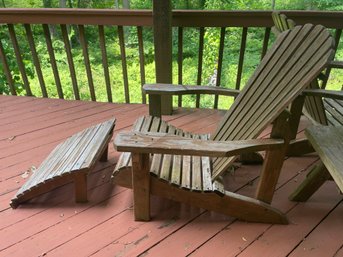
(0, 95, 342, 256)
(288, 196, 343, 257)
(129, 157, 317, 257)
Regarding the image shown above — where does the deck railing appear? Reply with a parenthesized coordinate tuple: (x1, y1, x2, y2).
(0, 9, 342, 110)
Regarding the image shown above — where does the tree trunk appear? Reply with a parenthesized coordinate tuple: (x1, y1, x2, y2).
(43, 0, 52, 8)
(123, 0, 130, 9)
(59, 0, 66, 8)
(43, 0, 57, 38)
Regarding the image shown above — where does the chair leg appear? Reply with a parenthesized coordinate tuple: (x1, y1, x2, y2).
(132, 153, 150, 221)
(256, 147, 286, 203)
(289, 162, 331, 202)
(74, 173, 88, 202)
(256, 110, 290, 204)
(287, 138, 314, 156)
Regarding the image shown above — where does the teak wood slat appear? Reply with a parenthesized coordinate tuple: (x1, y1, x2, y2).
(113, 24, 334, 224)
(10, 118, 115, 209)
(212, 24, 333, 177)
(305, 126, 343, 192)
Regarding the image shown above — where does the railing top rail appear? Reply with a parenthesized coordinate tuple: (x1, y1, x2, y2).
(0, 8, 153, 26)
(0, 9, 342, 28)
(173, 10, 343, 28)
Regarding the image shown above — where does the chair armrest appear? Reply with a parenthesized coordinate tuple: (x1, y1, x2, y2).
(114, 132, 284, 158)
(143, 83, 240, 97)
(303, 89, 343, 100)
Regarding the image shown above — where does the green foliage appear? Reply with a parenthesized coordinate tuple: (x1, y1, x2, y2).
(0, 24, 35, 94)
(1, 0, 343, 110)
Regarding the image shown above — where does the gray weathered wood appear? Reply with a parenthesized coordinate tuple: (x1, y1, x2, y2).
(305, 126, 343, 192)
(289, 162, 331, 201)
(113, 24, 334, 223)
(115, 131, 284, 157)
(10, 119, 115, 208)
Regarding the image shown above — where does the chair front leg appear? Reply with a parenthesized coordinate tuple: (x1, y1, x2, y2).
(256, 110, 291, 203)
(256, 146, 288, 203)
(132, 153, 151, 221)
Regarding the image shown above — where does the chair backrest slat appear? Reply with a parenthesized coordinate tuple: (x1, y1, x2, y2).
(271, 12, 328, 126)
(211, 24, 334, 180)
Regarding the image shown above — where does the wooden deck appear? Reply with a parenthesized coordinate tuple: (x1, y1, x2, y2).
(0, 95, 342, 257)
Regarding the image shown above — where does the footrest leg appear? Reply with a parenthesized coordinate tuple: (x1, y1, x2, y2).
(74, 173, 88, 203)
(289, 162, 330, 202)
(100, 146, 109, 162)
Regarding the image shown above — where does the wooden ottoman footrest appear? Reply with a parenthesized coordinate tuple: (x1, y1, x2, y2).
(10, 118, 116, 209)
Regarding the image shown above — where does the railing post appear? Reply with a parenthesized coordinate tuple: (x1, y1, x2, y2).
(152, 0, 173, 116)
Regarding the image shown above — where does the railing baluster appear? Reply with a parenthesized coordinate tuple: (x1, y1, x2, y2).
(61, 24, 80, 100)
(78, 24, 96, 101)
(196, 27, 205, 108)
(321, 28, 342, 89)
(0, 38, 16, 95)
(214, 27, 225, 109)
(98, 25, 112, 102)
(137, 26, 146, 104)
(235, 27, 247, 91)
(24, 24, 47, 98)
(261, 27, 271, 60)
(7, 24, 32, 96)
(118, 26, 130, 103)
(178, 26, 183, 107)
(42, 24, 63, 99)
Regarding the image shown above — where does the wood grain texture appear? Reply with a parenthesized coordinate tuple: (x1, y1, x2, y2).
(144, 83, 240, 97)
(10, 118, 115, 208)
(115, 131, 284, 157)
(2, 95, 343, 256)
(305, 126, 343, 192)
(114, 24, 334, 224)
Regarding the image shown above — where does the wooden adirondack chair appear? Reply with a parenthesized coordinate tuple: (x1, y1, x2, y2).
(113, 24, 335, 224)
(272, 12, 343, 201)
